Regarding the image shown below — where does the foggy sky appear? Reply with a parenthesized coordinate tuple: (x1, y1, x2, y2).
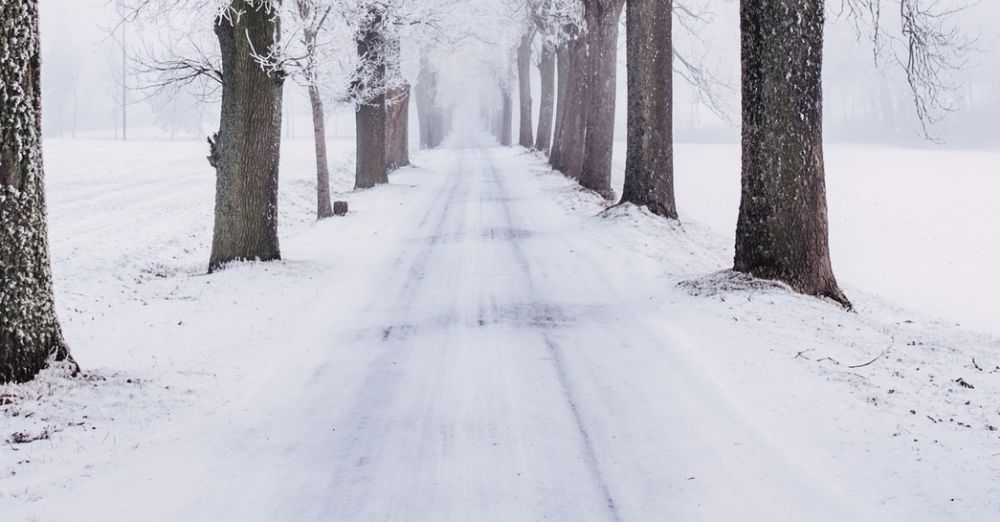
(36, 0, 1000, 147)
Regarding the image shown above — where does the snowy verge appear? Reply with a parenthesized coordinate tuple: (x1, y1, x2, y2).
(1, 138, 361, 506)
(526, 148, 1000, 520)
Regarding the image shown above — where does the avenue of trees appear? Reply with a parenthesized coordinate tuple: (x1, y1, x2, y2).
(0, 0, 970, 382)
(496, 0, 968, 310)
(1, 0, 455, 382)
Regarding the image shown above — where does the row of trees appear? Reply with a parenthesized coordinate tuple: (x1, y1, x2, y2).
(124, 0, 464, 269)
(0, 0, 970, 383)
(493, 0, 968, 309)
(1, 0, 460, 382)
(201, 0, 437, 268)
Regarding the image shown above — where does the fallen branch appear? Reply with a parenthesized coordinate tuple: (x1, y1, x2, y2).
(849, 336, 896, 369)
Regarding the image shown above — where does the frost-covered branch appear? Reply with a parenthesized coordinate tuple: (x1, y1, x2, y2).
(837, 0, 976, 138)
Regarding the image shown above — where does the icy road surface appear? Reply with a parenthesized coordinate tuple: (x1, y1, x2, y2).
(10, 147, 863, 521)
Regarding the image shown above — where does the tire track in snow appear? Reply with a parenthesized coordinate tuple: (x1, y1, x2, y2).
(481, 150, 623, 522)
(541, 335, 623, 522)
(317, 157, 478, 518)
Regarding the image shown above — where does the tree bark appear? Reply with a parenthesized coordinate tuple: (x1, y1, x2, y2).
(386, 83, 411, 170)
(517, 31, 535, 148)
(0, 0, 76, 383)
(308, 84, 334, 219)
(549, 43, 571, 169)
(621, 0, 676, 218)
(553, 36, 589, 179)
(356, 95, 388, 189)
(535, 42, 556, 154)
(580, 0, 625, 199)
(298, 1, 333, 220)
(736, 0, 849, 307)
(354, 6, 388, 189)
(208, 0, 284, 273)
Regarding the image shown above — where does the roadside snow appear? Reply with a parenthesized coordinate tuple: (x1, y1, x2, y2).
(0, 139, 997, 521)
(612, 142, 1000, 337)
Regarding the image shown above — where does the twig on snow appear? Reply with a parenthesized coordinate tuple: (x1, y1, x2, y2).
(849, 336, 896, 369)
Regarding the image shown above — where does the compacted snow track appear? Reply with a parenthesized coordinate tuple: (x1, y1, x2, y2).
(11, 146, 868, 521)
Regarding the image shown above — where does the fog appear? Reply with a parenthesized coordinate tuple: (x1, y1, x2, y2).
(37, 0, 1000, 148)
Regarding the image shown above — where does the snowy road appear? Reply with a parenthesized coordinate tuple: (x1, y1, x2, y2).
(8, 146, 873, 522)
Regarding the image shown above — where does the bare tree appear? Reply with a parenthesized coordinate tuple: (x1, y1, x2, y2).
(534, 42, 556, 152)
(546, 1, 585, 176)
(384, 33, 410, 169)
(345, 0, 453, 160)
(838, 0, 974, 138)
(552, 33, 588, 179)
(621, 0, 676, 218)
(516, 29, 535, 148)
(117, 0, 287, 271)
(500, 74, 515, 146)
(351, 2, 390, 189)
(524, 0, 574, 153)
(293, 0, 336, 218)
(549, 42, 571, 167)
(206, 0, 285, 272)
(1, 0, 77, 383)
(736, 0, 850, 307)
(579, 0, 626, 199)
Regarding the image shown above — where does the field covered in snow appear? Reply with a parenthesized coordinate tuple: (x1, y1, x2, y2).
(0, 137, 998, 521)
(614, 142, 1000, 338)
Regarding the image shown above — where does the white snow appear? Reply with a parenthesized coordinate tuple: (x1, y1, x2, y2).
(1, 137, 998, 521)
(612, 142, 1000, 338)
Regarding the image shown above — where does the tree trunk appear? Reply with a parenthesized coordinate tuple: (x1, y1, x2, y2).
(384, 32, 409, 169)
(298, 1, 333, 221)
(517, 31, 535, 148)
(0, 0, 76, 383)
(500, 88, 514, 147)
(580, 0, 625, 199)
(416, 81, 430, 149)
(415, 56, 440, 149)
(554, 36, 590, 179)
(207, 0, 283, 273)
(549, 43, 571, 168)
(735, 0, 849, 307)
(354, 7, 388, 189)
(308, 84, 334, 219)
(621, 0, 676, 218)
(386, 83, 411, 170)
(356, 95, 388, 189)
(535, 42, 556, 154)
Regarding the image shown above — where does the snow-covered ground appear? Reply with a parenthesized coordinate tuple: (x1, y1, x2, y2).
(1, 137, 998, 521)
(613, 142, 1000, 338)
